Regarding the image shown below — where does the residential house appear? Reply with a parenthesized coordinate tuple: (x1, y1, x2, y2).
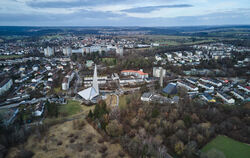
(217, 91, 235, 104)
(237, 85, 250, 93)
(177, 80, 198, 91)
(201, 93, 216, 102)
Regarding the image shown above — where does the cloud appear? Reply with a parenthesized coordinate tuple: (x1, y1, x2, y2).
(26, 0, 139, 8)
(121, 4, 193, 13)
(0, 0, 250, 26)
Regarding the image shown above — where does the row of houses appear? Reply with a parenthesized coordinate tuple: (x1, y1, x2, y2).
(168, 77, 249, 104)
(62, 71, 75, 90)
(177, 80, 198, 91)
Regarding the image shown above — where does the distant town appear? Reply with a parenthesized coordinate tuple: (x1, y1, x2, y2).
(0, 26, 249, 158)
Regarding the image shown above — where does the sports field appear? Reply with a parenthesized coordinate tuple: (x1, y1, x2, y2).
(201, 135, 250, 158)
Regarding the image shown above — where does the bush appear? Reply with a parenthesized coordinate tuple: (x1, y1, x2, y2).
(14, 149, 34, 158)
(119, 150, 125, 157)
(99, 145, 107, 153)
(106, 120, 123, 137)
(57, 141, 63, 146)
(73, 119, 86, 130)
(86, 134, 93, 143)
(98, 138, 104, 143)
(69, 138, 75, 143)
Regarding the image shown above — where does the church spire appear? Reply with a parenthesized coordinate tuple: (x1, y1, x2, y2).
(93, 64, 99, 95)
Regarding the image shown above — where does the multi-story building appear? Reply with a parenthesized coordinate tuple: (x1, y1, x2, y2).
(0, 78, 13, 95)
(116, 46, 124, 56)
(63, 47, 72, 56)
(44, 46, 54, 57)
(153, 67, 166, 78)
(121, 69, 149, 79)
(61, 71, 75, 90)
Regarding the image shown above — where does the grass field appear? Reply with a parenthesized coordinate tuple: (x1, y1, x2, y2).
(58, 100, 82, 116)
(201, 135, 250, 158)
(0, 55, 24, 59)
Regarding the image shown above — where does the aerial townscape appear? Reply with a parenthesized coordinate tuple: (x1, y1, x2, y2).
(0, 1, 250, 158)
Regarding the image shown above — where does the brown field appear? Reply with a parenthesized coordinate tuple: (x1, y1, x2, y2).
(7, 118, 129, 158)
(6, 101, 128, 158)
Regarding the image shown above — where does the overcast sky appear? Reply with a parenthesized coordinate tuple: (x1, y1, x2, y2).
(0, 0, 250, 26)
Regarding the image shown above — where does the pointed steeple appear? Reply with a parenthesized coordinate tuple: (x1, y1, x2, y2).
(93, 64, 99, 95)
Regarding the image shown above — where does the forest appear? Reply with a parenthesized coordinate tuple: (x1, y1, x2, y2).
(87, 92, 250, 158)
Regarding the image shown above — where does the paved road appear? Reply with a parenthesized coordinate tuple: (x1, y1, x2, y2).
(0, 97, 47, 110)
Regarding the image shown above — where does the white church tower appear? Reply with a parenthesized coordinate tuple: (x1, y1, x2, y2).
(78, 64, 100, 101)
(93, 64, 99, 95)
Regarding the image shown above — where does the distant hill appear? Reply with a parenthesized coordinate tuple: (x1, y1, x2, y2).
(0, 25, 250, 36)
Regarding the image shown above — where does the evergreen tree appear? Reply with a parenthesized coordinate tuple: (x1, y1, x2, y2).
(88, 110, 93, 118)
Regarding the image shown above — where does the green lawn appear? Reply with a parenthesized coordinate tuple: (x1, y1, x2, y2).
(58, 100, 82, 116)
(201, 135, 250, 158)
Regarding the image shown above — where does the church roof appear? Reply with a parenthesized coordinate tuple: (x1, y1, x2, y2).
(78, 87, 98, 101)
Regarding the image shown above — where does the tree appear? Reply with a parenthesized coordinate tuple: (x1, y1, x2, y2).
(175, 141, 185, 155)
(183, 114, 192, 128)
(152, 108, 160, 118)
(46, 102, 59, 118)
(106, 120, 123, 137)
(174, 120, 185, 130)
(93, 101, 108, 119)
(88, 110, 93, 118)
(140, 84, 149, 93)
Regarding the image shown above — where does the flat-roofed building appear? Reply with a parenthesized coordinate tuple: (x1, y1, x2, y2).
(0, 79, 13, 95)
(177, 80, 198, 91)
